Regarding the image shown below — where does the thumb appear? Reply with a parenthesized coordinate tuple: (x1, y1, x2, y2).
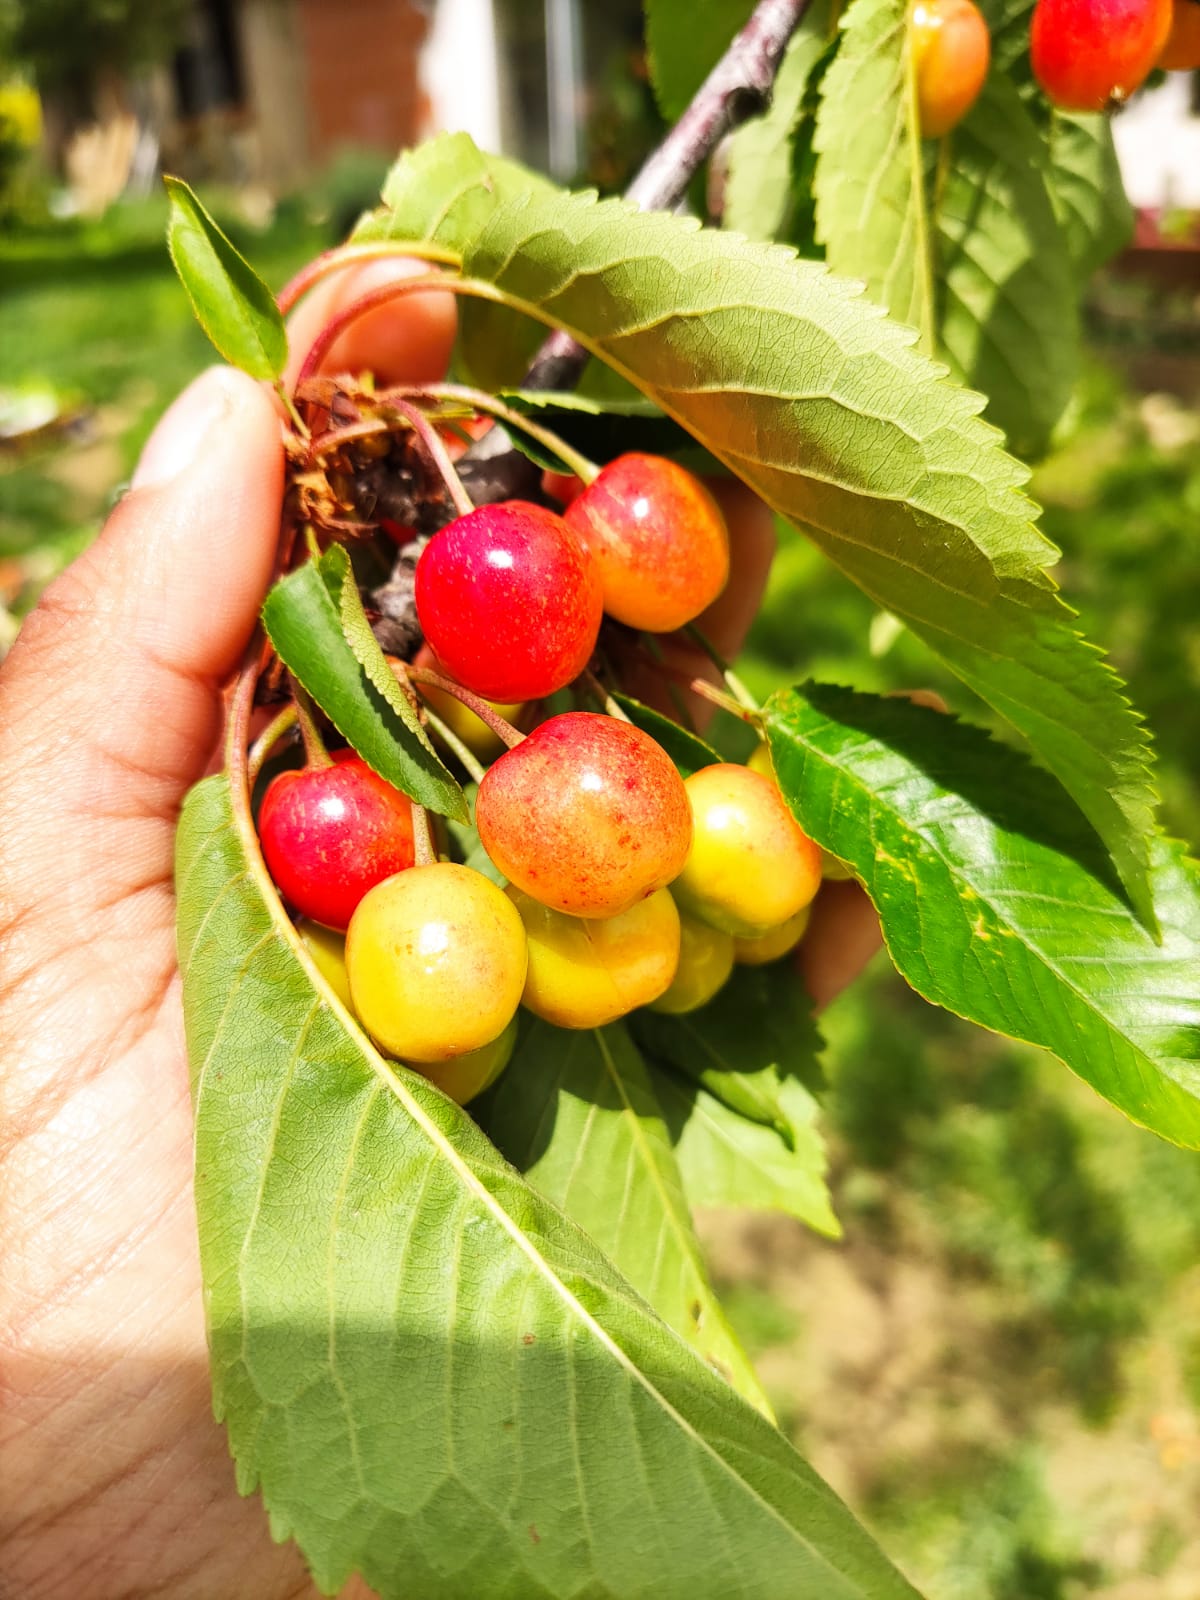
(0, 367, 283, 911)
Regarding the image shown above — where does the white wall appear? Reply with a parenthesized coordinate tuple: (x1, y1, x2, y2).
(1113, 74, 1200, 210)
(420, 0, 503, 152)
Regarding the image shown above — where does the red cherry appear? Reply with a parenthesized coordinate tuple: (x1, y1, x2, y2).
(1031, 0, 1172, 109)
(475, 712, 693, 919)
(258, 751, 415, 931)
(564, 453, 730, 634)
(414, 501, 603, 702)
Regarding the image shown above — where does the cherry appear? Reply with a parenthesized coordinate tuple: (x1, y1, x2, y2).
(564, 453, 730, 633)
(649, 910, 734, 1015)
(258, 750, 416, 932)
(416, 1015, 519, 1106)
(414, 500, 603, 701)
(1160, 0, 1200, 66)
(345, 863, 527, 1063)
(734, 905, 812, 966)
(747, 742, 851, 880)
(1031, 0, 1172, 109)
(411, 644, 523, 761)
(509, 886, 680, 1029)
(297, 919, 354, 1009)
(476, 712, 693, 919)
(912, 0, 991, 138)
(672, 763, 822, 938)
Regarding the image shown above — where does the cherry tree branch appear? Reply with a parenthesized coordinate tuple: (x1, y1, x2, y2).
(524, 0, 813, 391)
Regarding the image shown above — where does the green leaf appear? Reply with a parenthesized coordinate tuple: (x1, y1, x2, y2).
(610, 693, 721, 776)
(935, 78, 1080, 459)
(652, 1066, 841, 1234)
(177, 772, 919, 1599)
(1045, 111, 1134, 281)
(725, 0, 833, 241)
(813, 0, 933, 341)
(645, 0, 755, 121)
(631, 962, 824, 1147)
(476, 1018, 772, 1414)
(357, 132, 1157, 928)
(261, 551, 467, 822)
(814, 4, 1079, 456)
(164, 175, 287, 381)
(371, 130, 559, 394)
(765, 684, 1200, 1148)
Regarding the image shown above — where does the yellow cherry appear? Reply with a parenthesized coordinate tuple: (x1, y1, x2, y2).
(747, 742, 851, 880)
(508, 885, 680, 1029)
(410, 1015, 518, 1106)
(673, 763, 822, 938)
(649, 910, 734, 1014)
(733, 904, 812, 966)
(297, 919, 355, 1010)
(346, 863, 527, 1063)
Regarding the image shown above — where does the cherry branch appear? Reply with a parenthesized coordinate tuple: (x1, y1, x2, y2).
(523, 0, 814, 391)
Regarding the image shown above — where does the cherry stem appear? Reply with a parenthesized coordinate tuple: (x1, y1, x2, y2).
(412, 804, 437, 867)
(579, 669, 632, 724)
(689, 677, 762, 725)
(275, 240, 461, 317)
(378, 382, 599, 488)
(292, 681, 333, 767)
(415, 701, 488, 785)
(388, 399, 474, 518)
(307, 415, 393, 464)
(247, 702, 298, 785)
(274, 380, 309, 438)
(384, 657, 488, 784)
(682, 623, 760, 712)
(405, 665, 526, 749)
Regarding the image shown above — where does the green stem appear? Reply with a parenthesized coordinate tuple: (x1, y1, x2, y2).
(247, 703, 298, 785)
(682, 623, 761, 712)
(380, 382, 600, 487)
(274, 380, 310, 438)
(292, 681, 333, 767)
(416, 702, 488, 785)
(688, 676, 762, 725)
(578, 669, 633, 723)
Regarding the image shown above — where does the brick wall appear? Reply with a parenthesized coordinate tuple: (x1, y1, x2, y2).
(296, 0, 430, 156)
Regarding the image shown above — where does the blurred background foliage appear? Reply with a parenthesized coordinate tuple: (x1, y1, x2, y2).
(1, 20, 1199, 1587)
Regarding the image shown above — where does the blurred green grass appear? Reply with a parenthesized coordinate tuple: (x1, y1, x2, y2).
(0, 196, 327, 605)
(2, 203, 1199, 1598)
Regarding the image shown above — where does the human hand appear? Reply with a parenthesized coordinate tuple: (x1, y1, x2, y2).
(0, 257, 878, 1599)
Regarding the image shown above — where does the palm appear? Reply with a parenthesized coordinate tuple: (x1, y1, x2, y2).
(0, 570, 336, 1597)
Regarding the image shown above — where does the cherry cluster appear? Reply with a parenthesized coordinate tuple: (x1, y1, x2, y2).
(257, 452, 826, 1107)
(910, 0, 1198, 143)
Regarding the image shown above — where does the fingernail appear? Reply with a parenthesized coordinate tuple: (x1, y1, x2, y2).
(131, 367, 243, 490)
